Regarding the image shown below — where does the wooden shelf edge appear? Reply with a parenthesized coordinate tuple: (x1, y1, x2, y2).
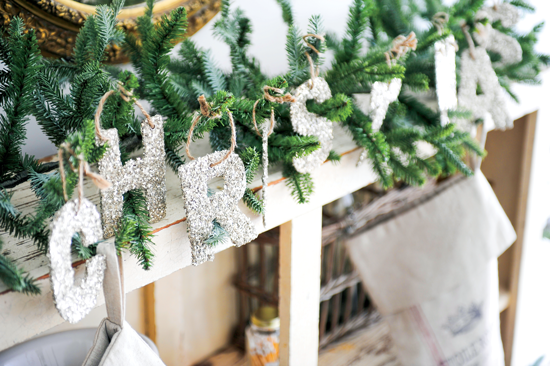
(499, 286, 511, 313)
(0, 128, 380, 351)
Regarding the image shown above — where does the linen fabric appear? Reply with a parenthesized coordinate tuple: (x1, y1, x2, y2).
(346, 172, 516, 366)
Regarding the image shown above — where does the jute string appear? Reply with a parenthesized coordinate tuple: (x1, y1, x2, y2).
(95, 84, 155, 141)
(58, 144, 111, 210)
(303, 33, 325, 88)
(252, 86, 296, 138)
(432, 12, 449, 34)
(432, 13, 459, 52)
(385, 32, 418, 67)
(461, 22, 476, 60)
(185, 96, 236, 167)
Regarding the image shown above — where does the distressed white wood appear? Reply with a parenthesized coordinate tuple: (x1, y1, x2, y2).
(0, 125, 378, 351)
(279, 207, 323, 366)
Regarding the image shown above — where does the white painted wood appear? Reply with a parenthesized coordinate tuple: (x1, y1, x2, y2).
(279, 207, 323, 366)
(154, 247, 239, 366)
(0, 125, 378, 351)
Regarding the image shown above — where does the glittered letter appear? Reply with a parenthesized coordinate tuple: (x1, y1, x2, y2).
(458, 48, 512, 130)
(290, 78, 333, 173)
(49, 198, 106, 323)
(473, 23, 522, 68)
(178, 150, 258, 266)
(97, 115, 166, 238)
(357, 78, 402, 165)
(435, 36, 458, 125)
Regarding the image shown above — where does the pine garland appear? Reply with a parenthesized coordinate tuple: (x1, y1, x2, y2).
(0, 0, 548, 294)
(0, 237, 40, 294)
(0, 18, 41, 182)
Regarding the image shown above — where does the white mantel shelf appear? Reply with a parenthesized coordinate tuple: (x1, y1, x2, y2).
(1, 69, 548, 352)
(0, 123, 371, 350)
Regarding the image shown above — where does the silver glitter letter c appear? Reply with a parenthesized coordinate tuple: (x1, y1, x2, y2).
(48, 198, 106, 324)
(97, 115, 167, 238)
(178, 151, 258, 266)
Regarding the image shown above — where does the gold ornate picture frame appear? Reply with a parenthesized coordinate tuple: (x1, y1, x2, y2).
(0, 0, 220, 63)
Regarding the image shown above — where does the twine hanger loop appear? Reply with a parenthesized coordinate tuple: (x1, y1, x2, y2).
(185, 95, 236, 168)
(94, 84, 155, 141)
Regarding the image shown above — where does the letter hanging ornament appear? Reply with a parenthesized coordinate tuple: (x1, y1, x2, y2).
(458, 27, 512, 130)
(290, 78, 332, 173)
(356, 79, 403, 166)
(253, 86, 296, 227)
(432, 14, 458, 126)
(473, 5, 522, 68)
(290, 34, 333, 174)
(49, 149, 112, 324)
(179, 106, 257, 266)
(253, 105, 275, 228)
(434, 36, 457, 126)
(95, 88, 167, 238)
(358, 33, 416, 166)
(482, 2, 520, 28)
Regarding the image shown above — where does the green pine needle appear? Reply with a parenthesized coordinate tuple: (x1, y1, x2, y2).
(0, 238, 40, 295)
(242, 188, 264, 215)
(205, 220, 230, 247)
(283, 164, 314, 204)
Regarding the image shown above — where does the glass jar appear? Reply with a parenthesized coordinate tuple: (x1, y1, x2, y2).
(245, 306, 280, 366)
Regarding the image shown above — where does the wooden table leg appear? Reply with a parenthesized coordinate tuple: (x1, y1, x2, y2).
(279, 207, 323, 366)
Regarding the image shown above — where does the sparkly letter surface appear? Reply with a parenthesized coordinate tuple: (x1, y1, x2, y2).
(473, 23, 522, 68)
(178, 150, 258, 266)
(97, 115, 166, 238)
(48, 198, 106, 324)
(435, 36, 458, 125)
(369, 78, 402, 132)
(357, 78, 402, 165)
(458, 48, 512, 130)
(483, 3, 519, 28)
(290, 78, 333, 174)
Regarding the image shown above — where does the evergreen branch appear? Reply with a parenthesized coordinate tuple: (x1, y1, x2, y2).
(0, 18, 41, 182)
(334, 0, 375, 64)
(327, 150, 341, 163)
(242, 188, 264, 214)
(240, 147, 260, 184)
(0, 238, 40, 294)
(116, 189, 155, 270)
(140, 6, 189, 118)
(0, 189, 50, 252)
(205, 220, 229, 247)
(275, 0, 294, 26)
(165, 146, 186, 172)
(283, 164, 314, 204)
(71, 233, 98, 260)
(202, 50, 227, 93)
(285, 25, 308, 86)
(305, 93, 353, 122)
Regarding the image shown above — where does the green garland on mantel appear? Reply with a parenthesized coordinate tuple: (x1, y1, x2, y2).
(0, 0, 547, 294)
